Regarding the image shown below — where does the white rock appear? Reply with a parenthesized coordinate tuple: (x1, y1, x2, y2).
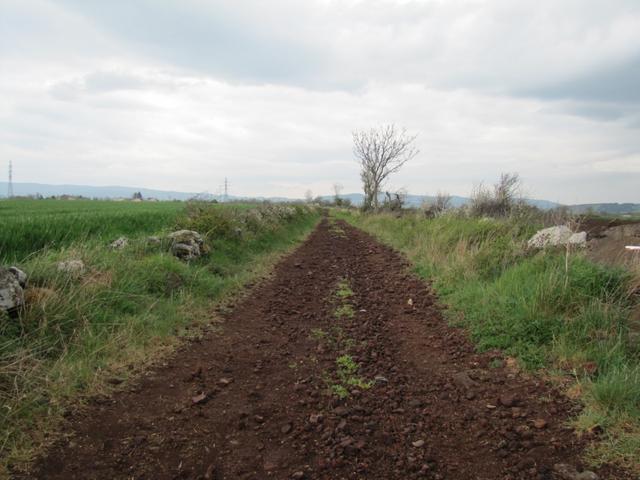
(57, 260, 85, 274)
(110, 236, 128, 250)
(167, 230, 206, 260)
(568, 231, 587, 246)
(527, 226, 587, 249)
(9, 266, 28, 287)
(0, 268, 24, 312)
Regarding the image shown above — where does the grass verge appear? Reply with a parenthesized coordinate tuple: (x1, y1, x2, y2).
(336, 209, 640, 473)
(0, 203, 319, 475)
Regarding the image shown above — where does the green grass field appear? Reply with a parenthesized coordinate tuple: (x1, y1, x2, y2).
(337, 209, 640, 473)
(0, 199, 185, 262)
(0, 200, 319, 474)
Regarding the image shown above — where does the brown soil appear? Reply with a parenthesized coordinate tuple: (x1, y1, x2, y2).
(20, 219, 630, 479)
(579, 217, 640, 239)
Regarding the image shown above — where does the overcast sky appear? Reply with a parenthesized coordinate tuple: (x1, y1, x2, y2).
(1, 0, 639, 203)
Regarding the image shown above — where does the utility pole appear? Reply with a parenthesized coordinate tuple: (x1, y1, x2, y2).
(224, 177, 229, 203)
(8, 161, 14, 198)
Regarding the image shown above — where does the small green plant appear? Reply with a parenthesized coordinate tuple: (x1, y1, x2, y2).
(331, 384, 350, 399)
(332, 278, 355, 319)
(335, 354, 373, 391)
(334, 303, 355, 319)
(489, 358, 503, 369)
(335, 279, 354, 299)
(310, 328, 327, 340)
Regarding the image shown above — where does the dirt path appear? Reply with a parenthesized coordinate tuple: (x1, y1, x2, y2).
(25, 219, 619, 479)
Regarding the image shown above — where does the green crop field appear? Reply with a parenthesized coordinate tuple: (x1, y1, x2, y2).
(0, 199, 185, 262)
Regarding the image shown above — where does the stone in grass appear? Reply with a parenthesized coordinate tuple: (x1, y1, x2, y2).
(110, 236, 128, 250)
(57, 259, 86, 275)
(168, 230, 207, 261)
(527, 226, 587, 249)
(9, 267, 28, 287)
(0, 267, 25, 312)
(146, 236, 162, 246)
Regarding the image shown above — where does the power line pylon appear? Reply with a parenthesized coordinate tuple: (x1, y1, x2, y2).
(8, 161, 14, 198)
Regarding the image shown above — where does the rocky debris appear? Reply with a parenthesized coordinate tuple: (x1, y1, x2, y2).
(168, 230, 206, 261)
(452, 371, 478, 391)
(528, 226, 587, 249)
(9, 266, 27, 287)
(110, 237, 128, 250)
(553, 463, 599, 480)
(57, 259, 85, 275)
(0, 267, 25, 312)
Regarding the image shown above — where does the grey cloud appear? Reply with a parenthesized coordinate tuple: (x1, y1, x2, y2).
(49, 0, 328, 86)
(522, 55, 640, 103)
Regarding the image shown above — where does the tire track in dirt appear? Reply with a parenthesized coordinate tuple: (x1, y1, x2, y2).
(24, 218, 623, 479)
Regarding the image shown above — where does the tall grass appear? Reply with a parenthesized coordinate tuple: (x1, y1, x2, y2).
(0, 199, 184, 262)
(0, 203, 319, 474)
(337, 209, 639, 473)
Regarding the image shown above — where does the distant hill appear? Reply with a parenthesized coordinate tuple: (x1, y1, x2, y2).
(325, 193, 561, 210)
(569, 203, 640, 215)
(0, 182, 211, 201)
(1, 182, 635, 214)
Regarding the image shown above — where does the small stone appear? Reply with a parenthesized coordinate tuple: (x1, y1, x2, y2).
(110, 236, 128, 250)
(411, 439, 425, 448)
(533, 418, 547, 429)
(499, 394, 518, 407)
(57, 259, 85, 275)
(191, 392, 207, 405)
(147, 236, 162, 245)
(553, 463, 599, 480)
(218, 377, 233, 386)
(291, 472, 305, 479)
(281, 423, 293, 434)
(309, 413, 324, 424)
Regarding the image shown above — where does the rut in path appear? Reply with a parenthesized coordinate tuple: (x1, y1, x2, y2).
(27, 219, 604, 479)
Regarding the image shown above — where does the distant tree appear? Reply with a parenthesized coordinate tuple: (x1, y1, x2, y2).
(353, 125, 419, 211)
(305, 189, 314, 203)
(470, 172, 522, 217)
(333, 183, 343, 200)
(132, 191, 143, 200)
(434, 191, 452, 213)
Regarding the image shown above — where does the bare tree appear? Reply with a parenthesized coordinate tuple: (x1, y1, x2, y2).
(305, 189, 314, 204)
(433, 191, 452, 214)
(333, 183, 343, 201)
(353, 125, 419, 211)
